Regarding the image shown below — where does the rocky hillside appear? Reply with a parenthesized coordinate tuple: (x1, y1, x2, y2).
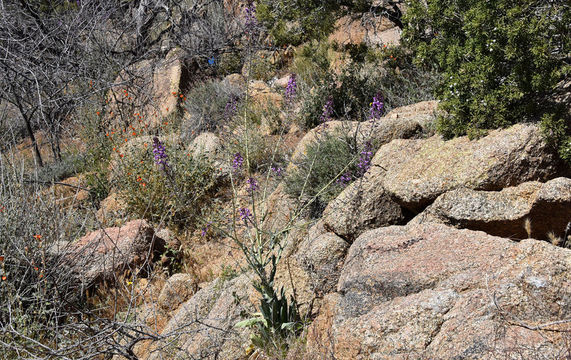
(0, 1, 569, 359)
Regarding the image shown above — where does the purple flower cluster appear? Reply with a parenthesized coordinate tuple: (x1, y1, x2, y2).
(233, 152, 244, 171)
(201, 222, 212, 237)
(239, 207, 252, 221)
(271, 165, 283, 177)
(246, 177, 258, 192)
(336, 172, 352, 186)
(244, 0, 258, 33)
(152, 137, 169, 169)
(357, 141, 373, 174)
(224, 96, 238, 121)
(320, 97, 334, 124)
(285, 74, 297, 103)
(369, 93, 385, 120)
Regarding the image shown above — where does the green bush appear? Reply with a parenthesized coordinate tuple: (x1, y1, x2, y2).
(284, 132, 361, 218)
(217, 51, 243, 76)
(112, 137, 218, 229)
(402, 0, 570, 146)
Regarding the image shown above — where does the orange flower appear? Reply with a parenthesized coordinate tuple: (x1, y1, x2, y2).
(172, 92, 177, 95)
(141, 183, 146, 187)
(119, 154, 124, 158)
(166, 107, 169, 111)
(34, 267, 39, 271)
(132, 132, 136, 136)
(180, 94, 184, 98)
(33, 234, 42, 240)
(96, 111, 100, 116)
(1, 276, 6, 281)
(0, 256, 4, 262)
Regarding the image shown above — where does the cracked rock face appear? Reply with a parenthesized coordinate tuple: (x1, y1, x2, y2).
(306, 223, 571, 359)
(375, 124, 569, 212)
(410, 177, 571, 240)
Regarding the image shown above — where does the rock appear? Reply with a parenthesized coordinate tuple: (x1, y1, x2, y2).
(96, 192, 127, 226)
(323, 170, 405, 243)
(289, 101, 437, 170)
(376, 123, 569, 212)
(295, 221, 350, 296)
(249, 80, 283, 109)
(273, 74, 292, 89)
(223, 73, 246, 90)
(187, 132, 221, 161)
(158, 273, 197, 311)
(307, 223, 571, 359)
(106, 48, 182, 130)
(46, 175, 90, 208)
(328, 13, 401, 47)
(411, 177, 571, 240)
(68, 220, 165, 287)
(146, 274, 258, 360)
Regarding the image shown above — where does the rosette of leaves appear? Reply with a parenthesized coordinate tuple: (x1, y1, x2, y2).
(236, 255, 301, 351)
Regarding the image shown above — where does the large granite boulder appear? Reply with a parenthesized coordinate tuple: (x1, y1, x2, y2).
(145, 273, 257, 360)
(411, 177, 571, 240)
(306, 223, 571, 359)
(376, 123, 569, 212)
(106, 48, 183, 130)
(328, 13, 401, 47)
(68, 220, 165, 287)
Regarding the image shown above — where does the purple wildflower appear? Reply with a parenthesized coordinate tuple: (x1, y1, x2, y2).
(244, 0, 258, 33)
(246, 177, 258, 192)
(201, 222, 212, 237)
(357, 141, 373, 174)
(224, 96, 238, 121)
(271, 166, 283, 177)
(336, 172, 352, 186)
(369, 93, 385, 120)
(239, 207, 252, 221)
(285, 74, 297, 103)
(232, 152, 244, 171)
(152, 137, 169, 170)
(320, 97, 334, 124)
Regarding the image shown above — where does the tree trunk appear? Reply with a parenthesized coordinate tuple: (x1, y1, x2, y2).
(22, 114, 44, 167)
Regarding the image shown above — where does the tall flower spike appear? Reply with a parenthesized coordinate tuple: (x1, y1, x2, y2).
(320, 97, 334, 124)
(244, 0, 258, 33)
(239, 207, 252, 221)
(152, 137, 169, 170)
(285, 74, 297, 104)
(224, 96, 238, 121)
(369, 93, 385, 120)
(232, 152, 244, 171)
(246, 177, 258, 192)
(357, 141, 373, 174)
